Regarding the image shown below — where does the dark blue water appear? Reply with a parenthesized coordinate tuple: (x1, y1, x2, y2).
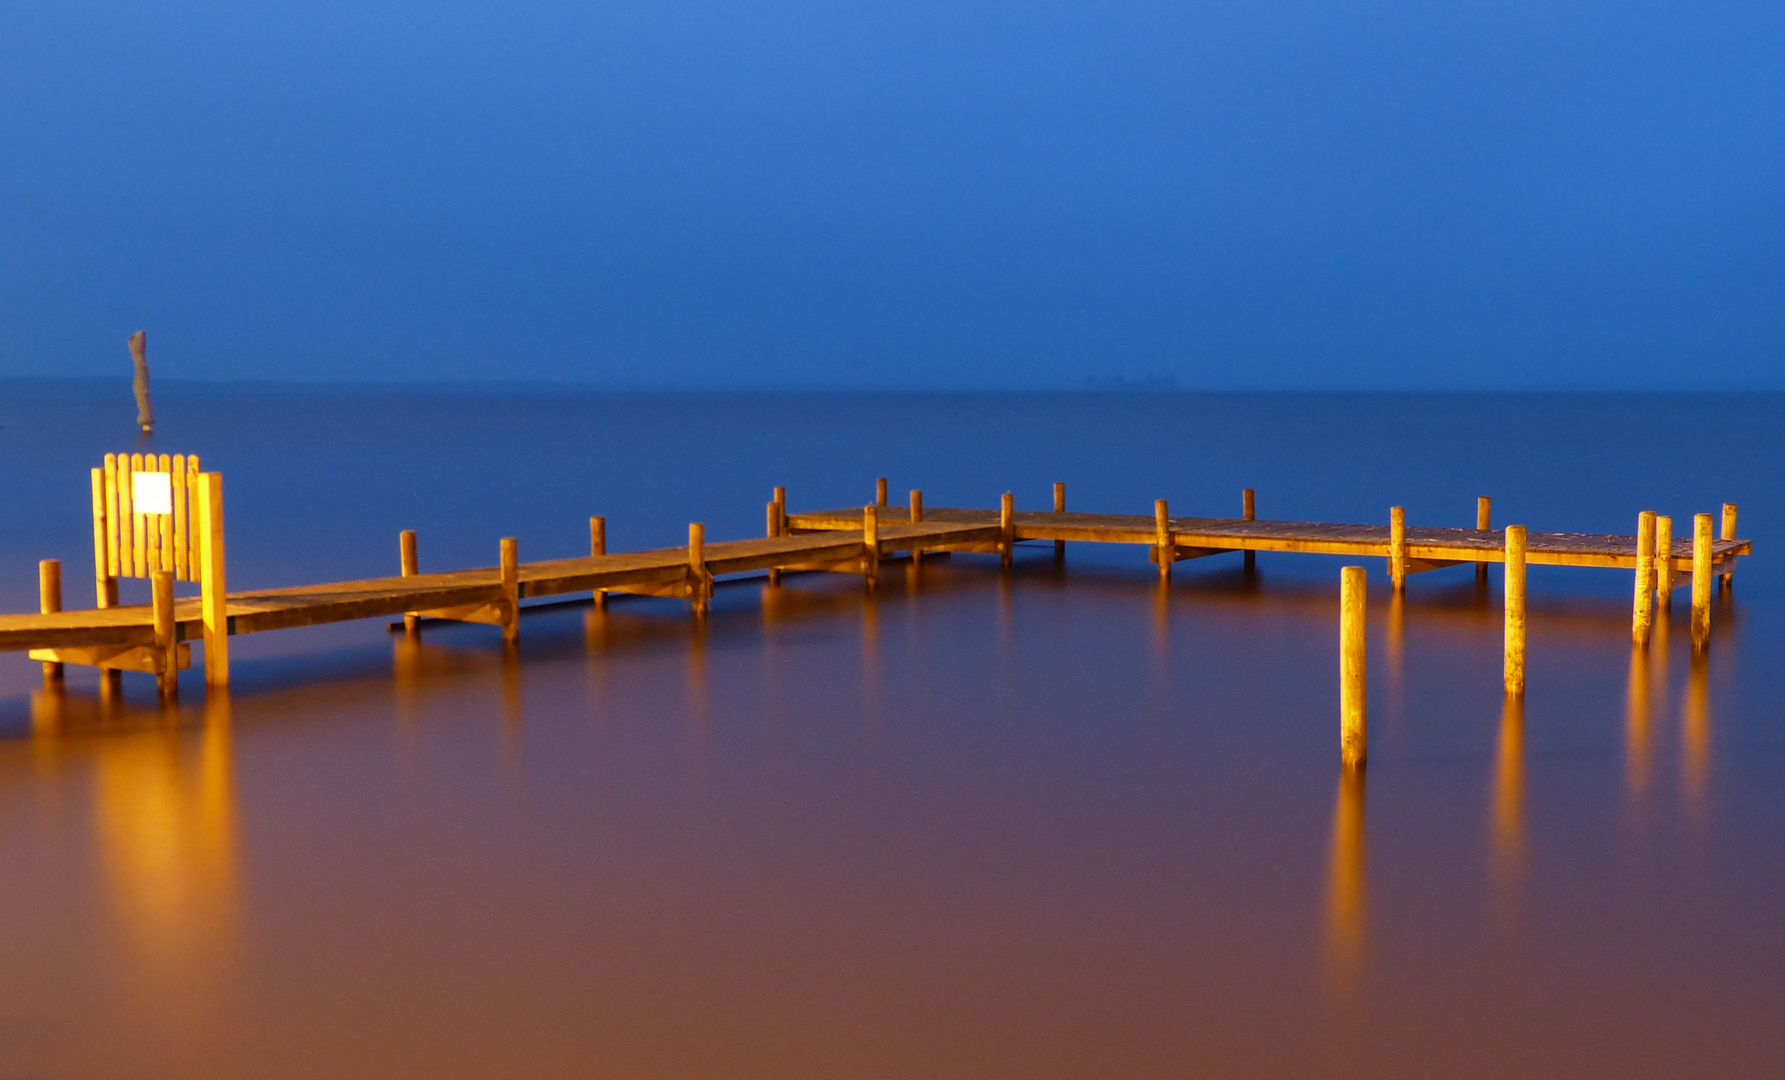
(1, 385, 1781, 1077)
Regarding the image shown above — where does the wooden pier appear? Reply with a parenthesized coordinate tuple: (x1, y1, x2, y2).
(0, 460, 1752, 697)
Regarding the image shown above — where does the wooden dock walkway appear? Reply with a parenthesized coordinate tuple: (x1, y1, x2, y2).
(0, 461, 1751, 700)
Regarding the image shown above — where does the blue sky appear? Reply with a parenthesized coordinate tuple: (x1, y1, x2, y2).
(2, 0, 1781, 388)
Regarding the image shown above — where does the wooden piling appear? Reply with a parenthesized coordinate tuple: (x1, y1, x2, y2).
(909, 490, 924, 565)
(1340, 565, 1367, 769)
(590, 516, 607, 609)
(876, 477, 888, 508)
(1001, 492, 1015, 570)
(1388, 507, 1407, 592)
(1242, 489, 1256, 572)
(773, 487, 787, 535)
(863, 505, 879, 587)
(1475, 496, 1491, 583)
(688, 523, 707, 614)
(39, 560, 63, 685)
(1632, 511, 1656, 645)
(500, 537, 520, 643)
(152, 570, 177, 702)
(400, 530, 419, 632)
(766, 502, 782, 585)
(1721, 503, 1738, 590)
(197, 472, 229, 686)
(1054, 482, 1067, 558)
(1504, 525, 1527, 696)
(1692, 513, 1712, 649)
(1654, 515, 1674, 611)
(1155, 499, 1171, 581)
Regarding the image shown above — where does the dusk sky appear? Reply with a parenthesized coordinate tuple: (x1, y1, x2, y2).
(3, 0, 1781, 389)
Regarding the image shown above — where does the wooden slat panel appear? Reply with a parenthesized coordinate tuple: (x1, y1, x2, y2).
(186, 455, 202, 574)
(172, 455, 188, 580)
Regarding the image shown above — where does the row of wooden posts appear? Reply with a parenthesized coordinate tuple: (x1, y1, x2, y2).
(1338, 504, 1737, 769)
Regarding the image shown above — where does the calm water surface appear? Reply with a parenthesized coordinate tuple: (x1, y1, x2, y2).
(0, 387, 1781, 1078)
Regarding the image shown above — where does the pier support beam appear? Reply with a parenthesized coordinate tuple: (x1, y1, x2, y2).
(1154, 500, 1171, 581)
(197, 471, 229, 687)
(152, 570, 177, 702)
(1692, 513, 1712, 650)
(1721, 503, 1738, 591)
(687, 524, 708, 615)
(1243, 489, 1256, 572)
(910, 490, 924, 565)
(38, 560, 62, 686)
(400, 530, 419, 632)
(1001, 492, 1015, 570)
(1504, 525, 1527, 696)
(500, 537, 519, 644)
(1475, 497, 1491, 583)
(875, 478, 888, 508)
(1389, 507, 1407, 592)
(1654, 515, 1673, 612)
(863, 505, 879, 588)
(1633, 511, 1656, 645)
(590, 516, 607, 609)
(1054, 482, 1066, 559)
(1340, 565, 1366, 769)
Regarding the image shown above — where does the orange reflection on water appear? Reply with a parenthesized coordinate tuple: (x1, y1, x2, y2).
(1682, 653, 1710, 827)
(1325, 767, 1367, 991)
(1625, 644, 1653, 803)
(1491, 694, 1525, 914)
(90, 694, 239, 1019)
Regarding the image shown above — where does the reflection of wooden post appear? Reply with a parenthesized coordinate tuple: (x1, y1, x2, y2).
(688, 524, 707, 615)
(1340, 566, 1367, 769)
(1388, 507, 1407, 592)
(1691, 513, 1712, 649)
(1242, 488, 1256, 572)
(1154, 499, 1171, 581)
(1633, 511, 1656, 645)
(875, 477, 888, 508)
(400, 530, 419, 632)
(197, 472, 229, 687)
(498, 538, 519, 643)
(1475, 496, 1491, 583)
(1654, 515, 1673, 611)
(863, 505, 879, 588)
(1054, 482, 1067, 558)
(1720, 503, 1738, 590)
(1000, 492, 1015, 570)
(152, 570, 177, 702)
(39, 560, 63, 685)
(1504, 525, 1527, 696)
(590, 516, 607, 609)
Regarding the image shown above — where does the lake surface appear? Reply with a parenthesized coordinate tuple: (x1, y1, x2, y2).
(1, 386, 1781, 1078)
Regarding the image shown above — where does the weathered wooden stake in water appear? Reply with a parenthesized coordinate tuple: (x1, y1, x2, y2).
(1054, 482, 1067, 559)
(1721, 503, 1738, 590)
(399, 529, 419, 632)
(500, 538, 520, 642)
(876, 477, 888, 508)
(1000, 493, 1015, 569)
(197, 472, 229, 686)
(1242, 489, 1256, 572)
(686, 525, 707, 614)
(1389, 507, 1407, 592)
(1692, 513, 1712, 648)
(863, 505, 879, 587)
(590, 516, 607, 609)
(1154, 499, 1171, 581)
(1655, 515, 1674, 611)
(909, 490, 924, 565)
(38, 560, 62, 685)
(152, 570, 177, 701)
(1340, 565, 1367, 769)
(1504, 525, 1527, 696)
(1475, 496, 1492, 583)
(1633, 511, 1656, 645)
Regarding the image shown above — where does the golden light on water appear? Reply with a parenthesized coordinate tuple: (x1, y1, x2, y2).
(1325, 767, 1367, 990)
(1491, 694, 1525, 912)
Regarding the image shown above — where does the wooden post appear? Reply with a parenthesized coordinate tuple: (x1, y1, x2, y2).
(400, 530, 419, 632)
(130, 452, 147, 578)
(1154, 499, 1171, 581)
(1001, 492, 1015, 570)
(688, 523, 707, 614)
(909, 490, 924, 565)
(172, 454, 189, 580)
(1632, 511, 1656, 646)
(1720, 503, 1738, 590)
(1388, 507, 1407, 592)
(39, 559, 63, 685)
(875, 477, 888, 508)
(766, 502, 782, 585)
(152, 569, 177, 702)
(104, 453, 121, 583)
(863, 505, 879, 588)
(90, 468, 117, 607)
(1691, 512, 1712, 649)
(590, 516, 607, 609)
(184, 454, 201, 574)
(157, 452, 173, 572)
(499, 537, 520, 643)
(1654, 515, 1674, 611)
(1054, 482, 1067, 559)
(1504, 525, 1527, 696)
(1340, 565, 1367, 769)
(773, 486, 787, 536)
(1475, 496, 1491, 583)
(1242, 488, 1256, 571)
(196, 472, 229, 687)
